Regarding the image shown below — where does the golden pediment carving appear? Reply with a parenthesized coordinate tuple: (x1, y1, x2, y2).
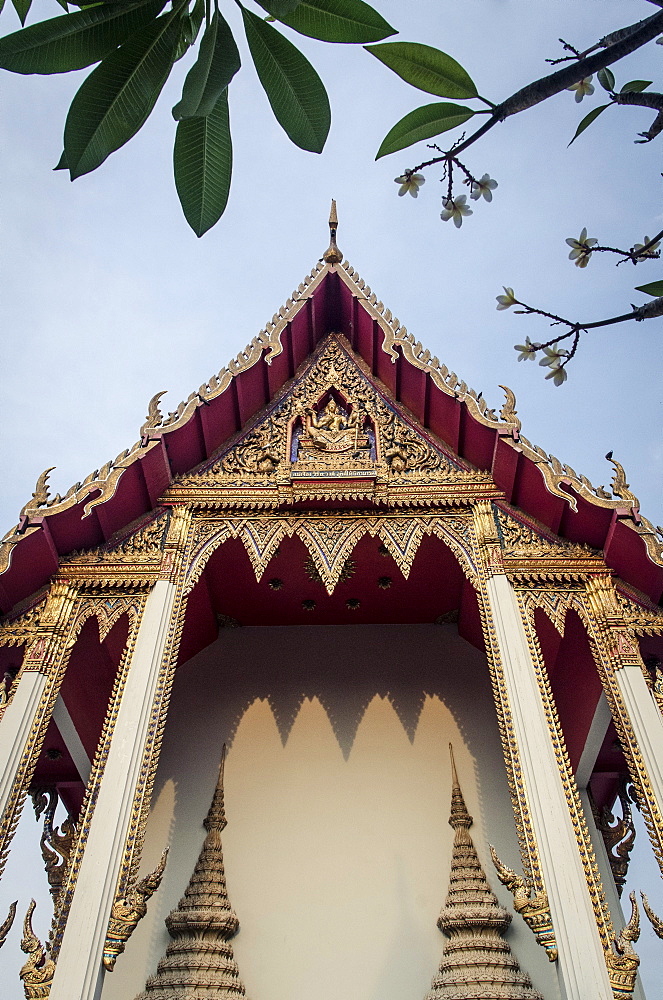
(60, 512, 169, 567)
(498, 509, 599, 561)
(174, 334, 490, 492)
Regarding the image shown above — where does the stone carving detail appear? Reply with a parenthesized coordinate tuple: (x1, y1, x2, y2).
(425, 747, 543, 998)
(135, 746, 246, 999)
(606, 892, 640, 999)
(592, 780, 637, 896)
(30, 787, 75, 900)
(0, 899, 17, 950)
(490, 847, 557, 962)
(103, 848, 168, 972)
(20, 900, 55, 999)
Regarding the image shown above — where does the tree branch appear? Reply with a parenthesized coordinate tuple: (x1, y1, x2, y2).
(498, 12, 663, 118)
(612, 90, 663, 141)
(406, 11, 663, 173)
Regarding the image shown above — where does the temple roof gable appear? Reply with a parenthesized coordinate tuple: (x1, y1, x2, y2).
(1, 252, 662, 613)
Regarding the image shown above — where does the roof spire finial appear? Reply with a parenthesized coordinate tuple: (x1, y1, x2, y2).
(323, 199, 343, 264)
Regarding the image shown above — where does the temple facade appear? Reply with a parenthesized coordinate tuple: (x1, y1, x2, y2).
(0, 213, 662, 1000)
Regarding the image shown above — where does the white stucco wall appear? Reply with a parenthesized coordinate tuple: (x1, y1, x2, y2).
(101, 623, 559, 1000)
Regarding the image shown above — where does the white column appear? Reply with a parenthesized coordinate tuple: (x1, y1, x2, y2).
(52, 694, 91, 784)
(0, 670, 48, 820)
(50, 580, 176, 1000)
(612, 664, 663, 815)
(485, 573, 613, 1000)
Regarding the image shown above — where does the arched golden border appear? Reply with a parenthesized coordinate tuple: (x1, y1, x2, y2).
(183, 513, 479, 598)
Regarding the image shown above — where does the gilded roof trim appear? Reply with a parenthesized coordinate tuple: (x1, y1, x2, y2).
(2, 257, 661, 581)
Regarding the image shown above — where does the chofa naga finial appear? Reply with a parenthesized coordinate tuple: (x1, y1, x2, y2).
(322, 199, 343, 264)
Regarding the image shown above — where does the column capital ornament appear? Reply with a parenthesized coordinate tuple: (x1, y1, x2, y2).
(159, 506, 193, 580)
(22, 581, 79, 674)
(103, 848, 169, 972)
(605, 892, 640, 999)
(19, 900, 55, 999)
(585, 574, 622, 620)
(489, 847, 557, 962)
(471, 499, 504, 577)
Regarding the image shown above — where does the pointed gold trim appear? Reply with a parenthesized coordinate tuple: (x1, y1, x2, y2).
(641, 892, 663, 939)
(3, 247, 661, 579)
(0, 899, 17, 950)
(322, 199, 343, 264)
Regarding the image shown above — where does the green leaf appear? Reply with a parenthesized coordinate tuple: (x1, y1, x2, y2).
(241, 5, 330, 153)
(189, 0, 205, 42)
(376, 102, 474, 159)
(365, 42, 477, 99)
(174, 87, 232, 236)
(64, 3, 184, 179)
(172, 9, 240, 120)
(568, 103, 610, 145)
(54, 0, 69, 11)
(11, 0, 32, 27)
(53, 149, 68, 169)
(0, 0, 166, 75)
(255, 1, 302, 16)
(597, 67, 615, 92)
(276, 0, 396, 44)
(621, 80, 652, 94)
(634, 280, 663, 297)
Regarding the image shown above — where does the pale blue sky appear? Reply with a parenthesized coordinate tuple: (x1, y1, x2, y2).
(0, 1, 662, 995)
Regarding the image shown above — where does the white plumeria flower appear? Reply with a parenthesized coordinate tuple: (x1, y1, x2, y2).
(567, 76, 595, 102)
(539, 346, 569, 368)
(632, 236, 661, 259)
(545, 363, 568, 386)
(470, 173, 498, 202)
(565, 227, 598, 267)
(440, 195, 472, 228)
(514, 336, 538, 361)
(496, 287, 517, 310)
(394, 173, 425, 198)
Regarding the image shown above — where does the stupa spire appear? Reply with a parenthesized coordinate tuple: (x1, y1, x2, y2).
(135, 745, 247, 999)
(425, 746, 543, 1000)
(322, 199, 343, 264)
